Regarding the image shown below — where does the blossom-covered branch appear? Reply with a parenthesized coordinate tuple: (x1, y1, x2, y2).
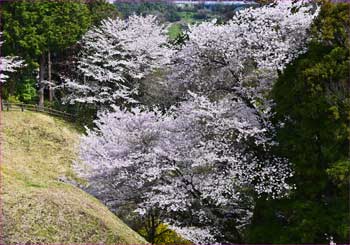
(0, 34, 25, 83)
(63, 15, 173, 108)
(77, 93, 292, 243)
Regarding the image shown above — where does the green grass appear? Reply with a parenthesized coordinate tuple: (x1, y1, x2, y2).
(1, 111, 148, 244)
(167, 23, 183, 40)
(178, 11, 197, 24)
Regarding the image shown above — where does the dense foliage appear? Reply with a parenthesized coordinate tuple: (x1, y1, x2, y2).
(247, 1, 350, 243)
(0, 0, 118, 106)
(0, 0, 91, 105)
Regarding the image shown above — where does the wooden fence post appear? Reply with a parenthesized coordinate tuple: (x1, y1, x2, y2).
(2, 102, 75, 121)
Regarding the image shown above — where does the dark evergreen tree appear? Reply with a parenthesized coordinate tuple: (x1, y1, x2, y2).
(247, 1, 350, 243)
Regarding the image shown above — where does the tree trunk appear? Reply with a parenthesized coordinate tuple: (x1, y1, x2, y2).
(0, 84, 2, 112)
(9, 79, 16, 96)
(48, 50, 53, 102)
(38, 53, 46, 107)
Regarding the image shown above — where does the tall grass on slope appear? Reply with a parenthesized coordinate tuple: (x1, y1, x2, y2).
(1, 111, 147, 244)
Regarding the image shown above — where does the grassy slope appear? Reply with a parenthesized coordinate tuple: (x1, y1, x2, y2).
(1, 111, 147, 244)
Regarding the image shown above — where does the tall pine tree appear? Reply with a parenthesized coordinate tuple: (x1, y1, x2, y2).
(1, 0, 91, 106)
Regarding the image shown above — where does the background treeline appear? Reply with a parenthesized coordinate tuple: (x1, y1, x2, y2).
(0, 0, 118, 123)
(114, 1, 256, 39)
(115, 1, 253, 23)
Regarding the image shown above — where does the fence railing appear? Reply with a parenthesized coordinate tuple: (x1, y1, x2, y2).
(1, 102, 76, 121)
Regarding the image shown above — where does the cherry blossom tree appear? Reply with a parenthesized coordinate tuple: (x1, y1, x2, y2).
(0, 55, 24, 84)
(167, 1, 319, 108)
(62, 15, 173, 108)
(0, 33, 25, 109)
(75, 1, 320, 243)
(76, 93, 293, 243)
(0, 35, 25, 84)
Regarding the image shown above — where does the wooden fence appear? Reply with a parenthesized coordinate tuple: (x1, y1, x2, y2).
(1, 102, 76, 121)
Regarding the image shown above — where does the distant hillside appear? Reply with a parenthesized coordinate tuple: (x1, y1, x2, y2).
(114, 1, 255, 24)
(1, 111, 147, 244)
